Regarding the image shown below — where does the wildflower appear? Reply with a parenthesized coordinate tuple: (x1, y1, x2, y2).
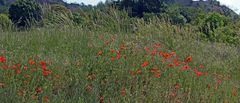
(151, 67, 158, 73)
(145, 47, 150, 51)
(130, 70, 136, 76)
(43, 70, 51, 77)
(16, 69, 21, 74)
(180, 65, 190, 72)
(136, 69, 142, 74)
(42, 65, 47, 71)
(232, 88, 237, 97)
(40, 61, 46, 66)
(154, 73, 160, 78)
(43, 97, 49, 102)
(17, 64, 21, 67)
(171, 52, 176, 56)
(151, 50, 158, 56)
(141, 61, 149, 68)
(13, 65, 18, 69)
(3, 65, 8, 69)
(28, 59, 35, 65)
(25, 74, 30, 78)
(111, 58, 115, 61)
(110, 49, 115, 53)
(169, 91, 177, 97)
(116, 53, 121, 59)
(32, 96, 38, 100)
(163, 53, 171, 58)
(98, 35, 104, 39)
(168, 64, 174, 67)
(100, 96, 104, 103)
(175, 83, 180, 90)
(199, 65, 204, 69)
(97, 51, 103, 56)
(104, 41, 110, 45)
(194, 69, 205, 77)
(153, 43, 161, 48)
(121, 88, 127, 96)
(36, 87, 43, 94)
(0, 56, 6, 63)
(185, 56, 192, 62)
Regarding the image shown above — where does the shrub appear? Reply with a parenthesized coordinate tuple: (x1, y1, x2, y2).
(0, 14, 12, 30)
(9, 0, 42, 28)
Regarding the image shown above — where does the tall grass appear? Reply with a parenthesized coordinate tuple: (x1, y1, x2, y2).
(0, 8, 239, 103)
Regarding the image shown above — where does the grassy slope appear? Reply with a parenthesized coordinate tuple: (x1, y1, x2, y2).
(0, 19, 240, 103)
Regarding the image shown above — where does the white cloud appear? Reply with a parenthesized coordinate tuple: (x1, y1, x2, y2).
(217, 0, 240, 14)
(64, 0, 105, 5)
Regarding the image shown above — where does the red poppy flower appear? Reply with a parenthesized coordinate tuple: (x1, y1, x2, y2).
(145, 47, 150, 51)
(13, 65, 18, 69)
(141, 61, 149, 68)
(194, 69, 206, 77)
(171, 52, 176, 56)
(153, 43, 161, 48)
(154, 73, 160, 78)
(180, 65, 190, 72)
(16, 69, 21, 74)
(168, 64, 174, 67)
(185, 56, 192, 62)
(199, 65, 204, 69)
(136, 69, 142, 74)
(151, 50, 158, 56)
(40, 61, 46, 66)
(42, 65, 47, 71)
(43, 70, 51, 76)
(97, 51, 103, 56)
(43, 97, 49, 101)
(100, 96, 104, 103)
(116, 53, 121, 59)
(111, 58, 115, 61)
(0, 56, 6, 63)
(3, 65, 8, 69)
(110, 49, 115, 53)
(29, 59, 35, 65)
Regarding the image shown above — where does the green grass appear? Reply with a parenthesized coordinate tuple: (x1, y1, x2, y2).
(0, 23, 239, 103)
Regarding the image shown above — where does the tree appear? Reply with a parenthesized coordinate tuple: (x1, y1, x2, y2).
(9, 0, 42, 27)
(115, 0, 168, 17)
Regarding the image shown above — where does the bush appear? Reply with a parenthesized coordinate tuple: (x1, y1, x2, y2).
(0, 14, 12, 30)
(9, 0, 42, 28)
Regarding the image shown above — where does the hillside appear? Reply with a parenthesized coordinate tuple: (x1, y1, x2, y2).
(0, 0, 239, 17)
(170, 0, 239, 19)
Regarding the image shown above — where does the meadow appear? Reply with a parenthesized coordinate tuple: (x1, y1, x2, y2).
(0, 16, 240, 103)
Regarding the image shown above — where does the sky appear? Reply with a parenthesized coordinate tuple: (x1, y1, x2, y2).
(65, 0, 240, 14)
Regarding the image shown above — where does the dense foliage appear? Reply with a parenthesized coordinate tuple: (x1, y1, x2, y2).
(0, 0, 239, 44)
(0, 13, 12, 30)
(9, 0, 42, 27)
